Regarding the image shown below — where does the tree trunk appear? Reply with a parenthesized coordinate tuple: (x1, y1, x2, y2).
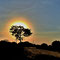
(20, 34, 21, 43)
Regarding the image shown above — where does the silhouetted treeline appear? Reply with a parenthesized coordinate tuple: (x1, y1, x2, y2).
(0, 40, 60, 60)
(35, 40, 60, 52)
(0, 41, 34, 48)
(0, 40, 60, 52)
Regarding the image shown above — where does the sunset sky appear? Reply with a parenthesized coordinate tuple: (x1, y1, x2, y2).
(0, 0, 60, 45)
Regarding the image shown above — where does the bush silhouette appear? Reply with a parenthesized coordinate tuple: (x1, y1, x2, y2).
(40, 43, 48, 49)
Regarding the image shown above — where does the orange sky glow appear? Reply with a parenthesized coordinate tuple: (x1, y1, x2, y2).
(2, 17, 34, 43)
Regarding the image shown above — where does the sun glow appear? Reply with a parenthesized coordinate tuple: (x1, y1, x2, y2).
(3, 17, 33, 42)
(8, 18, 31, 29)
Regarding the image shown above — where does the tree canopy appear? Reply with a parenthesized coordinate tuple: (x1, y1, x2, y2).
(10, 25, 32, 42)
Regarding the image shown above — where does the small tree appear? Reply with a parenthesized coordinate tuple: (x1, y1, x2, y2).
(10, 25, 32, 43)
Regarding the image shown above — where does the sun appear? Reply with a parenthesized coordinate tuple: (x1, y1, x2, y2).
(12, 22, 28, 28)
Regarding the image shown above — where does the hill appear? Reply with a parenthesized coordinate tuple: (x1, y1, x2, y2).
(0, 40, 60, 60)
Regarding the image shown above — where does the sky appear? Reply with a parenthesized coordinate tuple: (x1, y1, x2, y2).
(0, 0, 60, 45)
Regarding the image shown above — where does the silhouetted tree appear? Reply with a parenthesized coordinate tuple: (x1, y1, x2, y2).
(10, 25, 32, 43)
(52, 41, 60, 47)
(51, 41, 60, 52)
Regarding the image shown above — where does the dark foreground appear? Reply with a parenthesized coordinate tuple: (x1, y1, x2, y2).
(0, 41, 60, 60)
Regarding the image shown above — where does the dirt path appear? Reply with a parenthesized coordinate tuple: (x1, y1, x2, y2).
(24, 47, 60, 58)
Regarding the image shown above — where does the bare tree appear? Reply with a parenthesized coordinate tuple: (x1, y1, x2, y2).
(10, 25, 32, 43)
